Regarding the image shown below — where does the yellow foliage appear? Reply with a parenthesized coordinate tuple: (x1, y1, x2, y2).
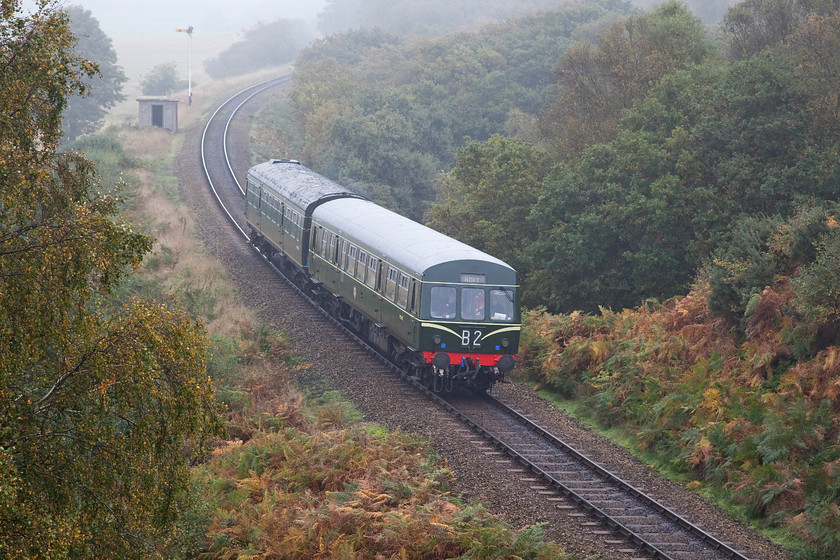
(588, 340, 610, 364)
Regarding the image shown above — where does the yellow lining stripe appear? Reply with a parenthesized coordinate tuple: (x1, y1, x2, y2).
(421, 323, 521, 336)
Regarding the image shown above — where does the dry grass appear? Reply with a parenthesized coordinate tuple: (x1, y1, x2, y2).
(106, 64, 292, 339)
(114, 101, 256, 340)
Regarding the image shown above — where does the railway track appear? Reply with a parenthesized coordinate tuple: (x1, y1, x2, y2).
(444, 393, 750, 560)
(199, 78, 755, 560)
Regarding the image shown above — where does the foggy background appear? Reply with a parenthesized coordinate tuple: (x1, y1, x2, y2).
(63, 0, 327, 35)
(53, 0, 327, 105)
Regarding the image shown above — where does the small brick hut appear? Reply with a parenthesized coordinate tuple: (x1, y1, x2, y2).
(137, 97, 179, 132)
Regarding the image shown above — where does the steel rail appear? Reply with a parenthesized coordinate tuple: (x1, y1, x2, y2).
(199, 76, 290, 240)
(222, 76, 291, 196)
(485, 395, 752, 559)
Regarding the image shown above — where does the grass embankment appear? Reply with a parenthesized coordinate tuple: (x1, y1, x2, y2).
(76, 109, 567, 558)
(518, 279, 840, 559)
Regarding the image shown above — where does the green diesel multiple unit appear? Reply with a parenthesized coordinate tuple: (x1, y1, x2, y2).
(245, 159, 520, 391)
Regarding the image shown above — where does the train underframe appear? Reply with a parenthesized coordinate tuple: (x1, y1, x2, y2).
(324, 294, 503, 393)
(254, 234, 502, 393)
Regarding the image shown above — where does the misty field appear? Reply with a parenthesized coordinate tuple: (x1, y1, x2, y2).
(107, 32, 239, 122)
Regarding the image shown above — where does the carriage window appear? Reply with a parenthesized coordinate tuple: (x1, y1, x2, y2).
(366, 257, 377, 288)
(430, 287, 456, 319)
(462, 288, 485, 321)
(396, 273, 410, 309)
(346, 245, 357, 274)
(490, 289, 515, 322)
(320, 230, 328, 256)
(246, 180, 259, 211)
(333, 236, 341, 265)
(342, 244, 349, 269)
(356, 251, 367, 280)
(385, 267, 397, 301)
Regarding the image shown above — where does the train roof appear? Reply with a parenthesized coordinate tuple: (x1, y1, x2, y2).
(248, 160, 364, 214)
(312, 197, 517, 282)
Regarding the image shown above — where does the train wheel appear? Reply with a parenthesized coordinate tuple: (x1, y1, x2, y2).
(420, 368, 434, 390)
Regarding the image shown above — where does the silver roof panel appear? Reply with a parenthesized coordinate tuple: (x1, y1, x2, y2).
(313, 197, 514, 278)
(248, 160, 363, 214)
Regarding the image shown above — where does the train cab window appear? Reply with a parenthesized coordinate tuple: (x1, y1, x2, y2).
(396, 273, 410, 309)
(490, 289, 515, 322)
(385, 267, 397, 301)
(461, 288, 485, 321)
(356, 251, 367, 281)
(430, 286, 456, 319)
(366, 257, 377, 288)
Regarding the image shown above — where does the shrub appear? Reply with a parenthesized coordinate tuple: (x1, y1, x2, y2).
(140, 62, 185, 96)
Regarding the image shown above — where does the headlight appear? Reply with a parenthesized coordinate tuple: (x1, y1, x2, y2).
(433, 335, 442, 345)
(501, 338, 509, 348)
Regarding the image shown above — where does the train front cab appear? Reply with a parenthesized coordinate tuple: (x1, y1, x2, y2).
(419, 275, 520, 392)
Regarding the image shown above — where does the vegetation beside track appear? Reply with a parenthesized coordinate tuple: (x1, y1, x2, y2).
(518, 265, 840, 558)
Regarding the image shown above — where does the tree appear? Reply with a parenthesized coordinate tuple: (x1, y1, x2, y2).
(528, 133, 697, 313)
(205, 18, 313, 79)
(720, 0, 840, 60)
(319, 87, 444, 217)
(287, 4, 620, 215)
(316, 0, 620, 37)
(539, 0, 713, 157)
(62, 5, 126, 142)
(528, 38, 840, 314)
(0, 2, 220, 557)
(785, 10, 840, 142)
(140, 62, 185, 96)
(426, 135, 551, 301)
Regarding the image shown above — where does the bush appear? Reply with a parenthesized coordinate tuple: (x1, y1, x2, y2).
(707, 214, 784, 326)
(140, 62, 185, 96)
(205, 19, 313, 79)
(792, 223, 840, 341)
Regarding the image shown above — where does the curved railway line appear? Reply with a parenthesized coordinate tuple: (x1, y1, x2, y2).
(196, 78, 769, 560)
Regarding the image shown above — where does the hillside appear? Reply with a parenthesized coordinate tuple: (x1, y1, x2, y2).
(247, 0, 840, 556)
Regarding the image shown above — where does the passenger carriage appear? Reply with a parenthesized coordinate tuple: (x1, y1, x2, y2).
(245, 159, 520, 391)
